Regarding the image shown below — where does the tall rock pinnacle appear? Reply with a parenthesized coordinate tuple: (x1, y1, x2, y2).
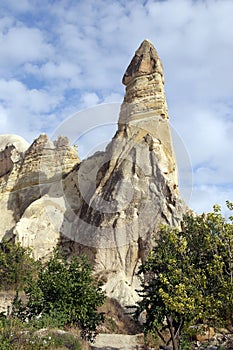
(119, 39, 168, 125)
(60, 40, 186, 305)
(119, 40, 176, 185)
(122, 39, 164, 85)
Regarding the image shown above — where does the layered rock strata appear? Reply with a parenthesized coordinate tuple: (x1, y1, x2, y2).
(0, 134, 80, 256)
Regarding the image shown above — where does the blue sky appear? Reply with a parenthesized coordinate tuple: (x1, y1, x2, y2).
(0, 0, 233, 213)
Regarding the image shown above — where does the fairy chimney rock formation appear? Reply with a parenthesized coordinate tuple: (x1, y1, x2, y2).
(0, 40, 186, 304)
(120, 39, 167, 120)
(122, 40, 163, 84)
(60, 40, 186, 305)
(119, 40, 175, 179)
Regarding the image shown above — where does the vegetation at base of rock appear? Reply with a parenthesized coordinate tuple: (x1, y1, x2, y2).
(0, 314, 82, 350)
(0, 240, 39, 291)
(135, 202, 233, 350)
(12, 250, 105, 342)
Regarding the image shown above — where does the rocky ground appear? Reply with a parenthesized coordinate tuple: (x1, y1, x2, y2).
(90, 333, 145, 350)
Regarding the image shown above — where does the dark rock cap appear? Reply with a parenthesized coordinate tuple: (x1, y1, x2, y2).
(122, 39, 164, 86)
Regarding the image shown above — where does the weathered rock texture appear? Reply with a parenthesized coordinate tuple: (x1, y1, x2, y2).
(120, 39, 168, 120)
(59, 40, 186, 304)
(0, 135, 29, 178)
(0, 40, 186, 303)
(0, 134, 80, 257)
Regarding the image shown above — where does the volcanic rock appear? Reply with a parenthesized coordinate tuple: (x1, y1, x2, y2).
(59, 40, 186, 304)
(0, 40, 186, 304)
(0, 134, 80, 249)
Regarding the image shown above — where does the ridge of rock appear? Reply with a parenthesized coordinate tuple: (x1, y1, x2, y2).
(0, 134, 80, 247)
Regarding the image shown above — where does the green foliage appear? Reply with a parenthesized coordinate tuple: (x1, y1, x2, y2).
(0, 314, 81, 349)
(0, 240, 39, 291)
(136, 202, 233, 350)
(13, 251, 105, 342)
(45, 332, 82, 350)
(0, 314, 23, 350)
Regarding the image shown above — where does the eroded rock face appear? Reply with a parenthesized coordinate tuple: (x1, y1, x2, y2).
(59, 40, 186, 305)
(0, 40, 187, 305)
(0, 134, 80, 245)
(0, 145, 16, 177)
(0, 134, 30, 153)
(0, 135, 29, 178)
(120, 39, 168, 122)
(14, 195, 67, 259)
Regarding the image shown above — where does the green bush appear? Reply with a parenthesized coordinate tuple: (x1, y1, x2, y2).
(13, 251, 105, 342)
(0, 240, 39, 291)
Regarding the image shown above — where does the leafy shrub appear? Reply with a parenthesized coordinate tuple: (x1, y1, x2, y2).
(13, 251, 105, 342)
(0, 240, 39, 291)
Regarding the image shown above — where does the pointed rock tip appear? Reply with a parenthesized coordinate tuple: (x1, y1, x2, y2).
(141, 38, 154, 46)
(122, 39, 163, 86)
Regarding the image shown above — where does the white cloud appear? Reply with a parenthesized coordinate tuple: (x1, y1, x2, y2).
(80, 92, 100, 108)
(0, 79, 60, 112)
(190, 184, 233, 215)
(40, 61, 81, 81)
(103, 93, 123, 104)
(0, 78, 63, 140)
(0, 24, 53, 70)
(0, 16, 15, 32)
(0, 105, 8, 127)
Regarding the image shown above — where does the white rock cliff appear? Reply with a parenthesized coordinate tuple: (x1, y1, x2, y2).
(0, 40, 186, 304)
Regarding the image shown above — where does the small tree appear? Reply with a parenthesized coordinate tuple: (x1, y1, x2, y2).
(0, 240, 38, 291)
(136, 202, 233, 350)
(13, 251, 105, 342)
